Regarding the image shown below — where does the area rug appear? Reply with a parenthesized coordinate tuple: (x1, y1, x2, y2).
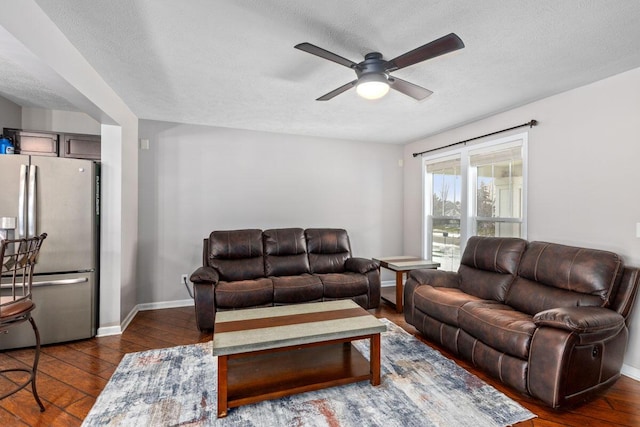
(83, 319, 535, 426)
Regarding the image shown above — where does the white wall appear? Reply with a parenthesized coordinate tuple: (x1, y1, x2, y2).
(21, 107, 101, 134)
(404, 66, 640, 375)
(137, 121, 404, 304)
(0, 95, 21, 131)
(117, 117, 139, 323)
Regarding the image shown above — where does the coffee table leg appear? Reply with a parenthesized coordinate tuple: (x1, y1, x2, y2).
(395, 271, 404, 313)
(370, 333, 381, 386)
(217, 355, 228, 418)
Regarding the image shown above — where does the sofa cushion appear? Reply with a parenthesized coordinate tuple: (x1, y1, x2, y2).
(215, 278, 273, 309)
(458, 301, 536, 359)
(461, 236, 527, 276)
(209, 258, 264, 282)
(318, 272, 369, 298)
(505, 277, 608, 316)
(459, 265, 519, 302)
(518, 242, 623, 299)
(458, 237, 526, 301)
(458, 330, 529, 394)
(506, 241, 624, 315)
(306, 228, 352, 274)
(413, 285, 485, 326)
(263, 228, 310, 276)
(272, 274, 323, 304)
(208, 229, 264, 281)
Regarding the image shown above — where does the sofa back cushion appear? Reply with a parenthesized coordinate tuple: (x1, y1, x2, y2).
(458, 236, 527, 301)
(263, 228, 310, 276)
(505, 241, 623, 315)
(207, 229, 265, 281)
(306, 228, 351, 274)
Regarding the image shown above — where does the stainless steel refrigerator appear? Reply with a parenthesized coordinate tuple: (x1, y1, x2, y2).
(0, 154, 98, 349)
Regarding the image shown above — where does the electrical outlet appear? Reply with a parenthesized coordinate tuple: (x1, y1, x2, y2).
(181, 274, 189, 286)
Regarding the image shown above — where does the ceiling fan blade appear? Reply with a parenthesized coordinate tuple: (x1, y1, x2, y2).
(295, 42, 358, 69)
(389, 77, 433, 100)
(385, 33, 464, 72)
(316, 80, 357, 101)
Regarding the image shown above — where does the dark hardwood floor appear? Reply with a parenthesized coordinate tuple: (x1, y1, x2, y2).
(0, 303, 638, 426)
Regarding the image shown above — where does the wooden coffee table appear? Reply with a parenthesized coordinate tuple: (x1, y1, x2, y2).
(212, 300, 386, 418)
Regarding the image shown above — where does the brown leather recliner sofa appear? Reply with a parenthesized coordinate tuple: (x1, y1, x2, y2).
(190, 228, 381, 331)
(404, 236, 639, 409)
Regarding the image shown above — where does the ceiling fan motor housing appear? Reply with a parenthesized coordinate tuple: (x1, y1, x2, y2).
(355, 52, 389, 81)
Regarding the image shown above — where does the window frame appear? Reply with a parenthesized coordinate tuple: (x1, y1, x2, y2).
(421, 132, 528, 262)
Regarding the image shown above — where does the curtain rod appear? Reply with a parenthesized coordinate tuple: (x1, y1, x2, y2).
(412, 119, 538, 157)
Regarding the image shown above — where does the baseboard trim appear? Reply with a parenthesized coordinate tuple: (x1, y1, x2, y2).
(137, 298, 194, 312)
(96, 299, 194, 337)
(381, 280, 395, 287)
(120, 304, 140, 334)
(622, 364, 640, 381)
(96, 306, 138, 337)
(96, 325, 122, 337)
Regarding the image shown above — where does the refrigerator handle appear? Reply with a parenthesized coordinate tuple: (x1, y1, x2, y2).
(27, 164, 37, 238)
(17, 164, 28, 239)
(0, 277, 89, 289)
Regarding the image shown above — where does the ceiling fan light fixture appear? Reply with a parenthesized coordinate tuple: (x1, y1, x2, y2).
(356, 74, 390, 100)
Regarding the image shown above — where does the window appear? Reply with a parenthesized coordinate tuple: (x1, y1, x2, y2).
(423, 133, 527, 271)
(425, 155, 462, 271)
(470, 143, 524, 238)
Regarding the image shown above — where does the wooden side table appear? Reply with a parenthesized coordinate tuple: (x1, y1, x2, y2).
(373, 256, 440, 313)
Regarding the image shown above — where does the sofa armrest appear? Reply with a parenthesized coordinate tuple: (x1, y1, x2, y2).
(534, 306, 625, 333)
(404, 269, 461, 325)
(408, 269, 461, 288)
(190, 266, 219, 331)
(529, 306, 628, 408)
(190, 266, 219, 285)
(533, 306, 625, 343)
(345, 257, 379, 274)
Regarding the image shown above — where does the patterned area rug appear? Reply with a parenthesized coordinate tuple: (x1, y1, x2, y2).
(83, 319, 535, 426)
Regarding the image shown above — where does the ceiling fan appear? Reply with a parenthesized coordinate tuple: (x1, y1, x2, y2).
(294, 33, 464, 101)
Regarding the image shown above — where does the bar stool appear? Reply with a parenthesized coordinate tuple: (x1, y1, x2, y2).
(0, 233, 47, 412)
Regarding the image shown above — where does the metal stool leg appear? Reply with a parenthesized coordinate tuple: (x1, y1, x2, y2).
(28, 317, 45, 412)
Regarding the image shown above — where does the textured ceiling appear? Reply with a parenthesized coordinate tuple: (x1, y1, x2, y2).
(2, 1, 640, 144)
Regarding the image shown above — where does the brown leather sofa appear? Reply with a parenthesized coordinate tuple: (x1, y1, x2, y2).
(404, 236, 639, 409)
(190, 228, 381, 331)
